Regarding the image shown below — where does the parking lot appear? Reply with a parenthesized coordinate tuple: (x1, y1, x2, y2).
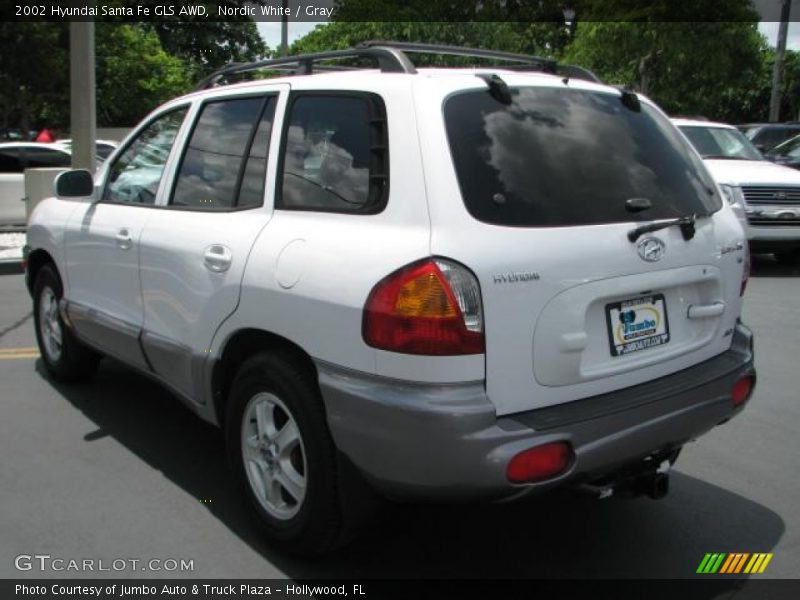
(0, 256, 798, 581)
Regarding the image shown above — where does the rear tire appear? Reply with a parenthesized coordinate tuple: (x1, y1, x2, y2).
(226, 351, 371, 556)
(33, 264, 99, 382)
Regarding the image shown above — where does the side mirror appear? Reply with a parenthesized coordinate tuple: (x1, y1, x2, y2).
(54, 169, 94, 198)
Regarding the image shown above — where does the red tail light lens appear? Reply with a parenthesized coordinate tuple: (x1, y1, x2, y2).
(363, 258, 484, 355)
(732, 375, 755, 407)
(507, 441, 573, 484)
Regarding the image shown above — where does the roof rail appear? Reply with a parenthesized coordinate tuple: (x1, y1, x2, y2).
(356, 40, 557, 73)
(194, 40, 602, 91)
(195, 46, 416, 90)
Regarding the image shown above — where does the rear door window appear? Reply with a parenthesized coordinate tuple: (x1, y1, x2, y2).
(171, 95, 276, 209)
(0, 148, 22, 173)
(444, 87, 721, 227)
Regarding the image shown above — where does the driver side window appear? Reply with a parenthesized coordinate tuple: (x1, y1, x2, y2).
(103, 108, 188, 205)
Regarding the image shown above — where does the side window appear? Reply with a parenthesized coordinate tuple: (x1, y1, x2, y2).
(0, 149, 22, 173)
(171, 96, 275, 209)
(278, 94, 388, 213)
(23, 147, 72, 168)
(103, 108, 187, 205)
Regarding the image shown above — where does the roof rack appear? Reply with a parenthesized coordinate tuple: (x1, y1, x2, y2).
(194, 40, 601, 91)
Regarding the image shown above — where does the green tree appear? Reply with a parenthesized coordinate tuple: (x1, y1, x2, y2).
(95, 24, 191, 126)
(0, 22, 68, 136)
(291, 22, 567, 62)
(144, 20, 268, 78)
(563, 21, 767, 122)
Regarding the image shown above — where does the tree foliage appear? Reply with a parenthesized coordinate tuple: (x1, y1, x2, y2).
(563, 21, 768, 122)
(96, 24, 191, 126)
(292, 22, 568, 62)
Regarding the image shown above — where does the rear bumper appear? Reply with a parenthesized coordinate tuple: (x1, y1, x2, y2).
(318, 324, 755, 501)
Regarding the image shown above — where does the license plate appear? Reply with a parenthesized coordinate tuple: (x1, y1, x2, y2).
(606, 294, 670, 356)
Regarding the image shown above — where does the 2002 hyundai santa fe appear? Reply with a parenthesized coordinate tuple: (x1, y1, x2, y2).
(24, 42, 756, 555)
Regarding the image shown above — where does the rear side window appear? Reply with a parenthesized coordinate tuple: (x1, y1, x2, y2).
(0, 149, 22, 173)
(753, 127, 799, 151)
(172, 95, 276, 209)
(22, 147, 72, 168)
(444, 87, 721, 227)
(278, 93, 388, 213)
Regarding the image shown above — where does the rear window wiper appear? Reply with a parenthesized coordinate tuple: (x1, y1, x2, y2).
(627, 214, 696, 242)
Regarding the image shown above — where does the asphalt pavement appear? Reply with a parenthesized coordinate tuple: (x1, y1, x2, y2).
(0, 257, 798, 581)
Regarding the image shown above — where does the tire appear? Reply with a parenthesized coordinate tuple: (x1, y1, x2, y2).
(226, 351, 370, 556)
(33, 264, 99, 382)
(775, 250, 800, 265)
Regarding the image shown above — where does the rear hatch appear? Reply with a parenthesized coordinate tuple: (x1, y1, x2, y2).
(418, 77, 746, 416)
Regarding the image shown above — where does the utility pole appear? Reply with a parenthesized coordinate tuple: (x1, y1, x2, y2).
(281, 0, 289, 56)
(70, 21, 96, 169)
(769, 0, 792, 122)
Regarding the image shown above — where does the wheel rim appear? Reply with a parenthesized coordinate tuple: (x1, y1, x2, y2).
(241, 392, 307, 520)
(38, 286, 63, 363)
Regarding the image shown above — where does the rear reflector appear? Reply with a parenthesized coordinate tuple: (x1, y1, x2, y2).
(732, 375, 755, 407)
(507, 441, 573, 484)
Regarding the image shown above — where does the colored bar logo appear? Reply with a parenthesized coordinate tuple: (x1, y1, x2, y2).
(696, 553, 773, 574)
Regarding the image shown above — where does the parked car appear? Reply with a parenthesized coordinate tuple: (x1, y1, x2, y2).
(25, 43, 755, 555)
(738, 122, 800, 153)
(0, 142, 72, 227)
(54, 139, 118, 161)
(675, 118, 800, 264)
(764, 133, 800, 170)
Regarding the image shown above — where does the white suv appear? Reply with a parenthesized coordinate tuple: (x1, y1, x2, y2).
(674, 117, 800, 264)
(25, 43, 755, 555)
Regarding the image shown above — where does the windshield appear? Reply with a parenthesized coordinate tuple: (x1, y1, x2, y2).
(767, 134, 800, 158)
(680, 125, 764, 160)
(444, 87, 721, 228)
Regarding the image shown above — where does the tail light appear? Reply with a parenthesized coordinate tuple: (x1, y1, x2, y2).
(363, 258, 484, 355)
(507, 442, 574, 484)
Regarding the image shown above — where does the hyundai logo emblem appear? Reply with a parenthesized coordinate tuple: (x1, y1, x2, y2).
(637, 237, 666, 262)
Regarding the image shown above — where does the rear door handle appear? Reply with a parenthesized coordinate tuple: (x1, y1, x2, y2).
(115, 228, 132, 250)
(203, 244, 232, 273)
(687, 302, 725, 319)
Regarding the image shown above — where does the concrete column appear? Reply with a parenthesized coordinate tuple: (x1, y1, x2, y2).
(70, 21, 96, 169)
(769, 0, 793, 122)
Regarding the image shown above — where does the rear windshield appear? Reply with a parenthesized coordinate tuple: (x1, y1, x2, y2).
(444, 87, 721, 227)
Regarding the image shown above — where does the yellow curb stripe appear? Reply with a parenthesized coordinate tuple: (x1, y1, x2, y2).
(0, 351, 40, 360)
(0, 347, 38, 354)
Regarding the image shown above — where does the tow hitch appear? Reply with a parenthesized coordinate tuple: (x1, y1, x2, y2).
(575, 458, 673, 500)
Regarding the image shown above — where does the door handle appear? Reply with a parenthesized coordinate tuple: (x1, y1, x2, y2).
(115, 228, 132, 250)
(203, 244, 232, 273)
(687, 302, 725, 319)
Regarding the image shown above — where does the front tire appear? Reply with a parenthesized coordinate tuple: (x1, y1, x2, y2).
(226, 352, 360, 556)
(33, 264, 99, 382)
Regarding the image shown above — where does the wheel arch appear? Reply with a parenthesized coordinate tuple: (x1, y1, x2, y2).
(25, 248, 58, 296)
(211, 328, 318, 427)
